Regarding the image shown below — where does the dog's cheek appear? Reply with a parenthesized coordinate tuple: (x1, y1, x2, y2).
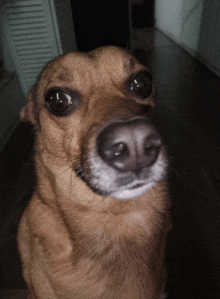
(38, 115, 82, 164)
(75, 126, 99, 183)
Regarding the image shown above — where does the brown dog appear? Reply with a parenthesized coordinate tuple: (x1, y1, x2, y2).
(17, 46, 171, 299)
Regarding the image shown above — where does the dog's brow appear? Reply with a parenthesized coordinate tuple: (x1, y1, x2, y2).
(123, 56, 139, 74)
(56, 66, 73, 82)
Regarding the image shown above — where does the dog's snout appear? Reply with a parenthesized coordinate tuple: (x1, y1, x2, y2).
(97, 118, 162, 173)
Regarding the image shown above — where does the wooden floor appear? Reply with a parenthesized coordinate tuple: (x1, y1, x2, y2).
(1, 27, 220, 298)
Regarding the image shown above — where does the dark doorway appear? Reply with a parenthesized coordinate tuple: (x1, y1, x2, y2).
(70, 0, 130, 51)
(132, 0, 155, 28)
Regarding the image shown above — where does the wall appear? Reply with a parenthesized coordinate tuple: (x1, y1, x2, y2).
(155, 0, 220, 77)
(155, 0, 184, 44)
(180, 0, 204, 54)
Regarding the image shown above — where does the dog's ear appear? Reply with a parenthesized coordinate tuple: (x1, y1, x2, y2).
(20, 90, 37, 126)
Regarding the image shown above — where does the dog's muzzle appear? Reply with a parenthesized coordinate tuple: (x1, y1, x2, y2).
(80, 117, 168, 200)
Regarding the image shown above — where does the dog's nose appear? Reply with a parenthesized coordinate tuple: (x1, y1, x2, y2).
(97, 118, 162, 173)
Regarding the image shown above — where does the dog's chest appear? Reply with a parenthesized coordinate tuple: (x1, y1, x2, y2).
(62, 206, 164, 269)
(49, 208, 165, 299)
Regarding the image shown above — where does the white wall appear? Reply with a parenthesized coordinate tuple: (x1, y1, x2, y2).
(180, 0, 204, 54)
(155, 0, 220, 77)
(155, 0, 184, 44)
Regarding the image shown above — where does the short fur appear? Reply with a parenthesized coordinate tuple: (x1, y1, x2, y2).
(17, 46, 171, 299)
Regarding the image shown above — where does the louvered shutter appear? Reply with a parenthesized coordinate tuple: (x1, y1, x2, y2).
(1, 0, 75, 96)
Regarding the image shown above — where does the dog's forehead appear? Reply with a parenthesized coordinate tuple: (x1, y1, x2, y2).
(88, 46, 138, 70)
(66, 46, 139, 70)
(43, 47, 143, 85)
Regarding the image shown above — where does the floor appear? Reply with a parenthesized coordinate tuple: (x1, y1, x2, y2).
(1, 27, 220, 298)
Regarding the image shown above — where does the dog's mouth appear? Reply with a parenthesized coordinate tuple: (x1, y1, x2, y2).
(75, 164, 159, 200)
(109, 179, 155, 200)
(74, 149, 167, 201)
(128, 182, 145, 190)
(75, 166, 149, 197)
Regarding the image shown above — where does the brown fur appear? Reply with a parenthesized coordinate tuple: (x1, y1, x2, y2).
(17, 46, 171, 299)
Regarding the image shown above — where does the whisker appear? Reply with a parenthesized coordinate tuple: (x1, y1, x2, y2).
(69, 168, 74, 198)
(75, 168, 85, 178)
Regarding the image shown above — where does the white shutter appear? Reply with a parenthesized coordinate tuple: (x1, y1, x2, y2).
(1, 0, 75, 96)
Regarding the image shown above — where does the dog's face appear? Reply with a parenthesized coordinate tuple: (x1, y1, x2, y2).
(21, 46, 168, 200)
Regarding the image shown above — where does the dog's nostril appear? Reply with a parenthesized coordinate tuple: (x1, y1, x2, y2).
(144, 145, 154, 155)
(111, 142, 128, 158)
(143, 137, 161, 167)
(99, 142, 129, 162)
(144, 145, 156, 160)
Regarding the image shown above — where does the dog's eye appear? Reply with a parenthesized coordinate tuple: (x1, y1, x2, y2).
(45, 88, 80, 116)
(129, 71, 152, 99)
(46, 90, 72, 115)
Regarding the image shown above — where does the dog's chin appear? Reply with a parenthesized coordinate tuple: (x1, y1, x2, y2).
(109, 181, 154, 200)
(89, 181, 155, 200)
